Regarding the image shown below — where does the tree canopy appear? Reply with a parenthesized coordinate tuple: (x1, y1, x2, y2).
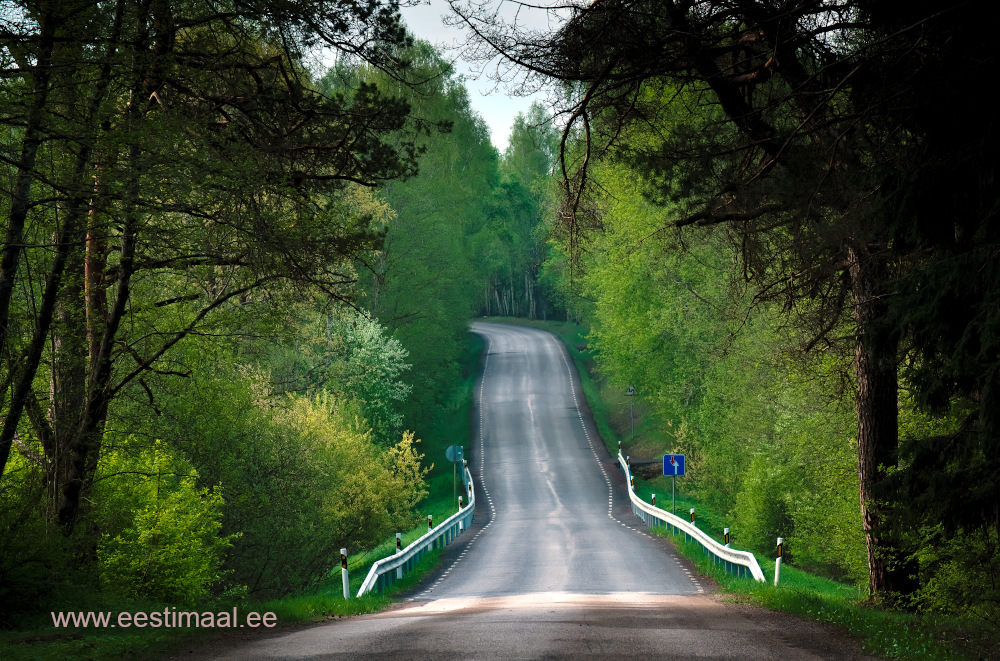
(0, 0, 433, 530)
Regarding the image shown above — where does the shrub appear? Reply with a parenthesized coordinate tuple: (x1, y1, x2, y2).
(96, 441, 235, 606)
(0, 453, 67, 625)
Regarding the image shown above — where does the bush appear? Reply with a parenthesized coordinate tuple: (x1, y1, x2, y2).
(112, 359, 429, 599)
(731, 454, 795, 557)
(912, 524, 1000, 625)
(0, 454, 68, 626)
(96, 441, 235, 606)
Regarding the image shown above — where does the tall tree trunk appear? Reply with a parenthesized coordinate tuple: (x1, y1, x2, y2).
(50, 217, 89, 497)
(58, 0, 149, 530)
(86, 170, 109, 364)
(0, 199, 90, 493)
(848, 244, 913, 599)
(57, 146, 139, 531)
(0, 0, 126, 485)
(0, 12, 56, 417)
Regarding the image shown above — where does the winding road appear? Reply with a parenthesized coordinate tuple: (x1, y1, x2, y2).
(180, 322, 876, 660)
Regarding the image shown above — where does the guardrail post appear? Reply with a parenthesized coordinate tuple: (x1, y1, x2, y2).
(774, 537, 783, 585)
(341, 548, 350, 599)
(395, 533, 403, 580)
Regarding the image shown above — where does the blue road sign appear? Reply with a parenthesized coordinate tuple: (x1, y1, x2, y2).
(663, 454, 685, 476)
(445, 445, 464, 463)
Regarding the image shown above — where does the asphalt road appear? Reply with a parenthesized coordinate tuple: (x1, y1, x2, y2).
(179, 322, 877, 660)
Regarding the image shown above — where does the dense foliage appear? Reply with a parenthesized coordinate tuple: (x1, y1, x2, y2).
(0, 0, 556, 626)
(0, 0, 438, 623)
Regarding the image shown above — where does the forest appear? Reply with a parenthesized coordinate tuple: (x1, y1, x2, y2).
(1, 0, 998, 656)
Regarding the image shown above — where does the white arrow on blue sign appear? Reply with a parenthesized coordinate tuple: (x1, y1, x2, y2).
(663, 454, 685, 476)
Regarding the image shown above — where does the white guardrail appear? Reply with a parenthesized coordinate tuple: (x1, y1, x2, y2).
(618, 452, 765, 582)
(356, 464, 476, 596)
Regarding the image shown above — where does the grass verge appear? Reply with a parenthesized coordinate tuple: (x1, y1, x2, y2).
(660, 529, 958, 659)
(0, 550, 448, 661)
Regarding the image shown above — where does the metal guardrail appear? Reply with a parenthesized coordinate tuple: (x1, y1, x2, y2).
(618, 453, 765, 582)
(356, 465, 476, 596)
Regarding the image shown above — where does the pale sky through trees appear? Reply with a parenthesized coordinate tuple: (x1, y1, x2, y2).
(399, 0, 553, 153)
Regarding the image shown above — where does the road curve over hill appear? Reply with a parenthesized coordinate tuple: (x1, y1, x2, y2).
(178, 322, 877, 660)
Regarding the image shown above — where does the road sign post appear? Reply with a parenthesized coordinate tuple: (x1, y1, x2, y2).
(663, 454, 685, 514)
(625, 385, 636, 441)
(445, 445, 464, 507)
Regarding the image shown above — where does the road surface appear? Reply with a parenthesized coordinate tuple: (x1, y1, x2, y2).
(178, 322, 876, 660)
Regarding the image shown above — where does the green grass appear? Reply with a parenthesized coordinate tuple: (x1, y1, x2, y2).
(0, 594, 222, 661)
(252, 548, 444, 625)
(0, 549, 449, 661)
(660, 530, 958, 659)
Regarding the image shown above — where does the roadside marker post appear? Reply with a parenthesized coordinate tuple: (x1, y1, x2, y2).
(625, 385, 636, 441)
(775, 537, 783, 585)
(341, 548, 349, 599)
(690, 508, 695, 524)
(458, 496, 464, 531)
(724, 528, 730, 547)
(395, 533, 403, 580)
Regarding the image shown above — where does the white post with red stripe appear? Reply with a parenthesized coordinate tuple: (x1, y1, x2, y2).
(395, 533, 403, 580)
(774, 537, 783, 585)
(341, 548, 350, 599)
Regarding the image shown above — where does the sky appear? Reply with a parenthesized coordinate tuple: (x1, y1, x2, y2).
(397, 0, 554, 153)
